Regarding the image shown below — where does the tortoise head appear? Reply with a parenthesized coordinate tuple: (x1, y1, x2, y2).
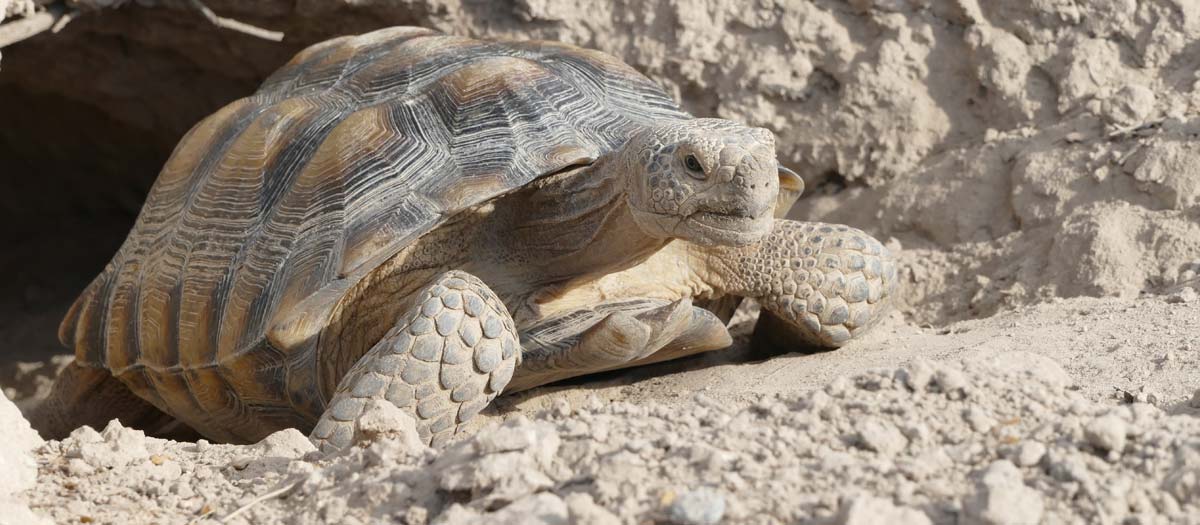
(623, 118, 784, 246)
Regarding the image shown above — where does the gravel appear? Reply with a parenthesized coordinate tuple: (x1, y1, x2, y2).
(9, 352, 1200, 524)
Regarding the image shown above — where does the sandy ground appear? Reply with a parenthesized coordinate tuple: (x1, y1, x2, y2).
(2, 294, 1197, 524)
(487, 294, 1200, 427)
(7, 303, 1200, 524)
(1, 0, 1199, 523)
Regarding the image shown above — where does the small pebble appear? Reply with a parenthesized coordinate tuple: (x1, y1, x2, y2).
(1085, 415, 1128, 456)
(1135, 385, 1160, 406)
(827, 376, 852, 397)
(964, 407, 997, 433)
(898, 360, 935, 392)
(1014, 441, 1046, 467)
(838, 495, 931, 525)
(667, 488, 725, 525)
(565, 493, 620, 525)
(354, 400, 425, 451)
(857, 418, 909, 455)
(935, 368, 968, 398)
(1167, 287, 1198, 304)
(963, 460, 1044, 525)
(551, 398, 572, 418)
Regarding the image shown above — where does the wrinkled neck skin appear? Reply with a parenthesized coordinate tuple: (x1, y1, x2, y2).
(685, 238, 761, 298)
(469, 153, 669, 300)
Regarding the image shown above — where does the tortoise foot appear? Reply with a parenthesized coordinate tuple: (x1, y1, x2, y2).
(750, 220, 899, 349)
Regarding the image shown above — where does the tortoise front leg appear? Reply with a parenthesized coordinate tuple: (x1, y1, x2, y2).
(309, 270, 520, 453)
(704, 219, 899, 349)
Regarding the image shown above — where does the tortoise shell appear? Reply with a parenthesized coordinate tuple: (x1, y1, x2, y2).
(58, 27, 688, 441)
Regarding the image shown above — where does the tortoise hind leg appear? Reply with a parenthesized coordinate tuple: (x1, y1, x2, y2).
(505, 297, 733, 392)
(620, 306, 733, 367)
(310, 270, 520, 453)
(28, 361, 181, 440)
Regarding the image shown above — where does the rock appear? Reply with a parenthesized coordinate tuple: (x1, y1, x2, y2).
(0, 393, 40, 498)
(496, 493, 569, 524)
(438, 493, 568, 525)
(856, 418, 909, 455)
(64, 458, 94, 477)
(666, 488, 725, 525)
(550, 398, 571, 418)
(1013, 441, 1046, 468)
(837, 495, 931, 525)
(1167, 287, 1198, 304)
(963, 460, 1044, 525)
(963, 406, 997, 433)
(255, 428, 318, 459)
(473, 415, 546, 454)
(564, 493, 620, 525)
(242, 427, 322, 476)
(355, 400, 425, 451)
(63, 420, 149, 469)
(933, 368, 968, 398)
(1133, 385, 1160, 406)
(898, 360, 935, 392)
(435, 417, 560, 502)
(0, 392, 42, 452)
(1045, 451, 1095, 488)
(1084, 415, 1128, 456)
(404, 506, 430, 525)
(827, 376, 852, 397)
(431, 504, 480, 525)
(1163, 443, 1200, 505)
(0, 393, 50, 525)
(1102, 84, 1156, 127)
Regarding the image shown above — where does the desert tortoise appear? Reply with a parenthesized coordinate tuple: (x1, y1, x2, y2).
(32, 27, 898, 450)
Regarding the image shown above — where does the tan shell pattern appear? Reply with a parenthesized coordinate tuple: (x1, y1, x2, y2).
(56, 27, 688, 441)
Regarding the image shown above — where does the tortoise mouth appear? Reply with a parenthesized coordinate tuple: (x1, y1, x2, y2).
(690, 209, 755, 224)
(630, 207, 772, 246)
(684, 209, 773, 246)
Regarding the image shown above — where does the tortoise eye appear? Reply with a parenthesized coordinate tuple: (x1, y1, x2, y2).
(683, 154, 705, 178)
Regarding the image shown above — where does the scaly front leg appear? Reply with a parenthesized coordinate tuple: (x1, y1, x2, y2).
(310, 271, 521, 452)
(702, 219, 899, 348)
